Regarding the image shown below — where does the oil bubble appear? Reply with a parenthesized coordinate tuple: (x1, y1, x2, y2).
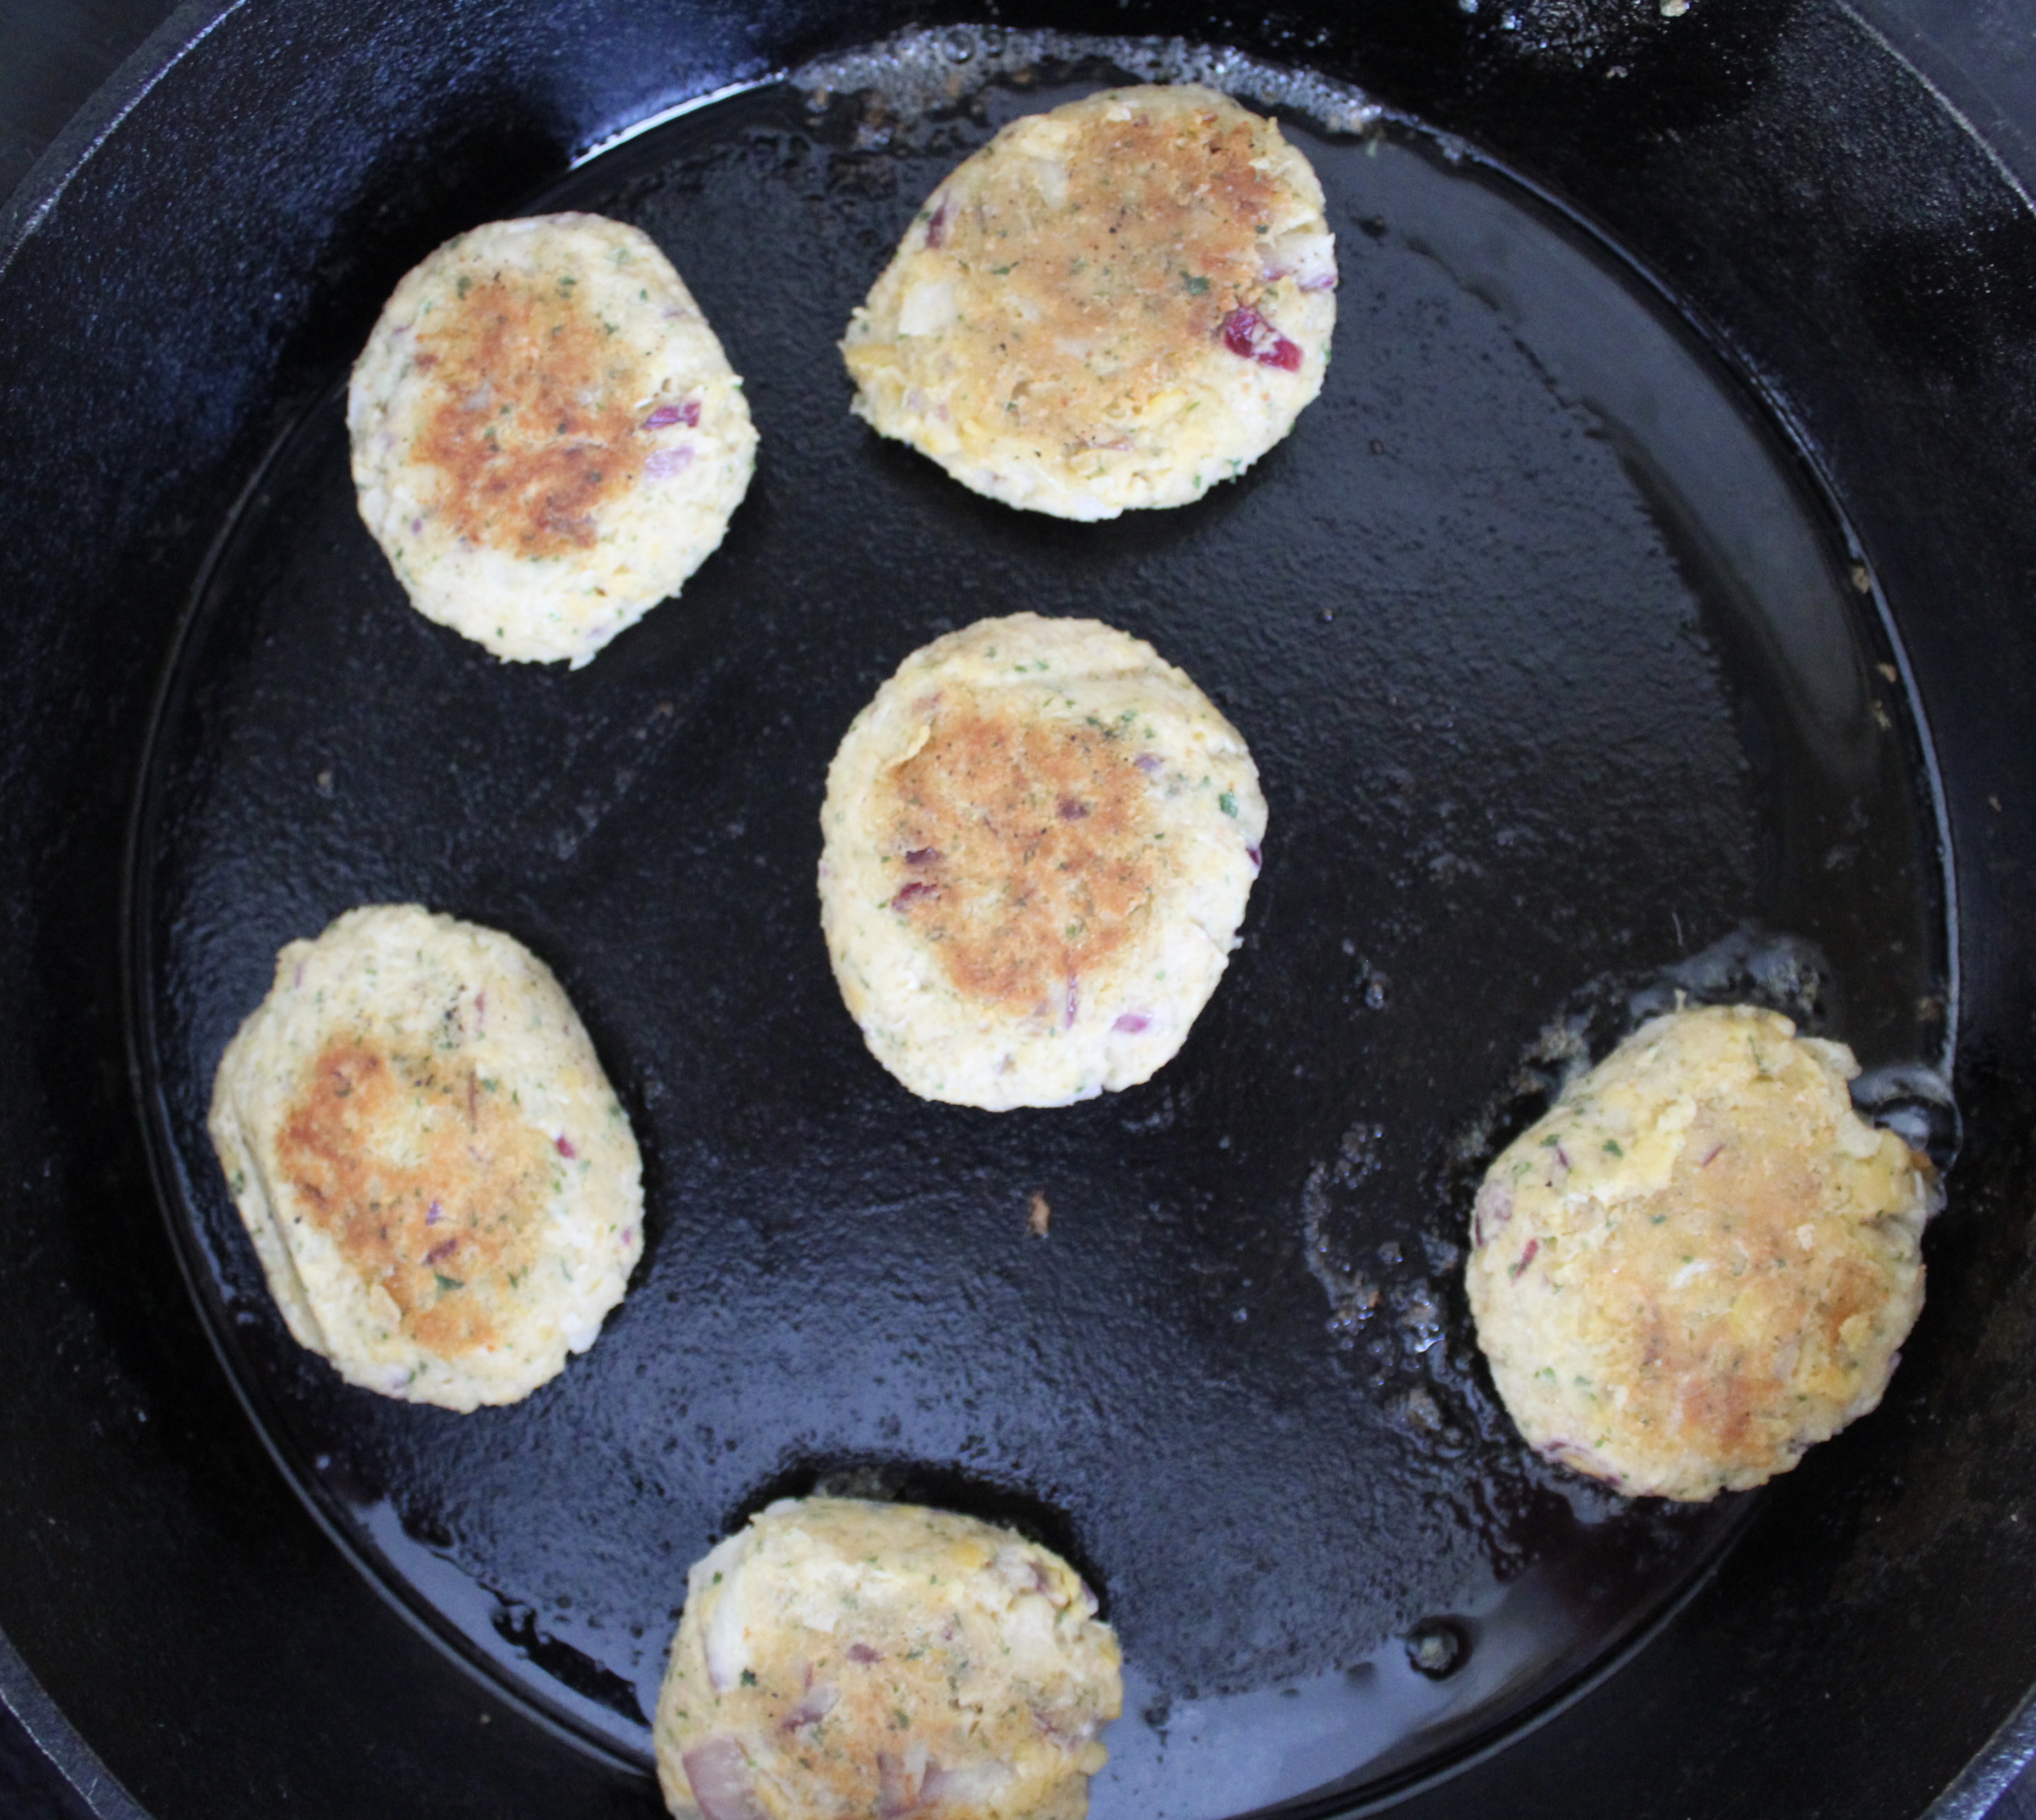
(1405, 1618, 1468, 1679)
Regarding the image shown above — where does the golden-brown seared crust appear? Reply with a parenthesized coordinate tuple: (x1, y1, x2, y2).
(930, 99, 1288, 444)
(656, 1499, 1122, 1820)
(819, 614, 1265, 1109)
(842, 88, 1334, 522)
(882, 696, 1155, 1016)
(275, 1035, 555, 1358)
(1466, 1004, 1937, 1501)
(412, 272, 648, 557)
(1604, 1100, 1914, 1480)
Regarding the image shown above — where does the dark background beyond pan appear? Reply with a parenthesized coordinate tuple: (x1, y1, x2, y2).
(5, 3, 2036, 1819)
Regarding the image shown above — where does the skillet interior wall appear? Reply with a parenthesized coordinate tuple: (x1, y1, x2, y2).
(0, 2, 2032, 1818)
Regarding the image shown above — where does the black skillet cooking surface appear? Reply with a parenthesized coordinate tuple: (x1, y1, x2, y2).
(125, 33, 1950, 1816)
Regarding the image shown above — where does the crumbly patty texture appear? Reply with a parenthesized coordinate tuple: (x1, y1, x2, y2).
(655, 1498, 1122, 1820)
(207, 905, 643, 1411)
(348, 212, 756, 667)
(840, 84, 1336, 521)
(1466, 1004, 1941, 1502)
(818, 613, 1265, 1110)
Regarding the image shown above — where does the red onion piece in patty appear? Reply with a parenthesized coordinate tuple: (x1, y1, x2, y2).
(1112, 1011, 1151, 1035)
(425, 1200, 444, 1226)
(877, 1745, 934, 1816)
(1260, 228, 1337, 290)
(921, 1760, 1012, 1802)
(423, 1238, 458, 1265)
(682, 1739, 768, 1820)
(1133, 752, 1163, 775)
(782, 1683, 840, 1730)
(643, 445, 694, 480)
(555, 1134, 576, 1159)
(892, 880, 938, 910)
(994, 1545, 1053, 1596)
(1220, 307, 1303, 371)
(1246, 844, 1262, 871)
(1542, 1438, 1624, 1488)
(924, 197, 949, 250)
(1471, 1180, 1512, 1248)
(1057, 797, 1089, 820)
(847, 1642, 881, 1663)
(643, 399, 702, 430)
(903, 847, 941, 866)
(1031, 1704, 1098, 1749)
(876, 1750, 910, 1814)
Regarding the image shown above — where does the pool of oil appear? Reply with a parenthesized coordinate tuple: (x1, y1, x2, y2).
(129, 31, 1952, 1816)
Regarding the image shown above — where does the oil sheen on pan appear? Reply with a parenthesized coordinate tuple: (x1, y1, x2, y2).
(126, 29, 1953, 1818)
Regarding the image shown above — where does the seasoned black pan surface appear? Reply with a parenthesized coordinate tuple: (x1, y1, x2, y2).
(128, 41, 1948, 1815)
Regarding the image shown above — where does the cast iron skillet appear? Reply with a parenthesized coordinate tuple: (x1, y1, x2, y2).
(4, 2, 2036, 1818)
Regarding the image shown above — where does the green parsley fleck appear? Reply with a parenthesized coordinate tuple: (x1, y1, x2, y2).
(740, 1669, 757, 1687)
(1218, 790, 1237, 817)
(1183, 272, 1211, 294)
(1602, 1139, 1624, 1156)
(434, 1273, 464, 1293)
